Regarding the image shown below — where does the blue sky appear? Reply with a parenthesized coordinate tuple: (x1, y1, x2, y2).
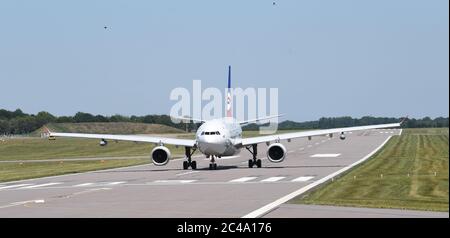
(0, 0, 448, 121)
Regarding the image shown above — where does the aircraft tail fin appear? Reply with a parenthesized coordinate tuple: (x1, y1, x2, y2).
(226, 65, 232, 117)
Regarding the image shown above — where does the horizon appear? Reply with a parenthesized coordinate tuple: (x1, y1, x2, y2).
(1, 107, 447, 123)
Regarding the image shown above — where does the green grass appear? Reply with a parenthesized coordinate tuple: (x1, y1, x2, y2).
(0, 137, 188, 182)
(291, 128, 449, 212)
(0, 137, 186, 161)
(0, 159, 149, 182)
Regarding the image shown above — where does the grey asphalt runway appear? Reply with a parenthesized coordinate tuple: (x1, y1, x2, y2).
(0, 129, 446, 217)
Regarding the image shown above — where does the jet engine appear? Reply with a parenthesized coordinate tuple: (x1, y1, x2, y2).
(151, 146, 171, 166)
(340, 132, 346, 140)
(267, 143, 287, 163)
(100, 139, 107, 146)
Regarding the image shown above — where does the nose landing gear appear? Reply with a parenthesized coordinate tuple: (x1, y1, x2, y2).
(208, 155, 218, 170)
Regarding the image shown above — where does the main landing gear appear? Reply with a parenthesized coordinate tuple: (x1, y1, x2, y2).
(246, 144, 262, 168)
(208, 155, 218, 170)
(183, 147, 197, 170)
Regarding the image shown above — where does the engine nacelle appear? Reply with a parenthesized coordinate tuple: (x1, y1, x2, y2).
(100, 139, 108, 146)
(340, 132, 346, 140)
(151, 146, 171, 166)
(267, 143, 287, 163)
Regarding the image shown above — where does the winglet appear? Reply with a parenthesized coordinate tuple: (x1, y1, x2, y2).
(400, 115, 408, 125)
(42, 125, 51, 134)
(170, 115, 205, 123)
(42, 126, 55, 140)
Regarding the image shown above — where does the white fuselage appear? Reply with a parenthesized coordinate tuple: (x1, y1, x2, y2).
(196, 117, 242, 156)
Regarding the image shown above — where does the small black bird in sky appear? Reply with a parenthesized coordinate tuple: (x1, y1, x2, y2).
(273, 1, 276, 5)
(104, 26, 108, 29)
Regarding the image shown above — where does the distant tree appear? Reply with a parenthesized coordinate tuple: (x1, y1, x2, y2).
(36, 111, 56, 124)
(0, 119, 9, 134)
(130, 115, 141, 122)
(0, 108, 448, 134)
(110, 114, 129, 122)
(435, 117, 449, 127)
(94, 115, 109, 122)
(56, 116, 74, 123)
(11, 116, 38, 134)
(73, 112, 95, 123)
(0, 109, 11, 120)
(12, 109, 26, 118)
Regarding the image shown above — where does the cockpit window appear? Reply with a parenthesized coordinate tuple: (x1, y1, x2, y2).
(203, 131, 221, 135)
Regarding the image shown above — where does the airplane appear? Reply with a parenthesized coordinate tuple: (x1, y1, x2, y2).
(45, 66, 405, 170)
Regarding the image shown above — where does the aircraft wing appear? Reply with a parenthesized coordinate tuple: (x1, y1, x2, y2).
(238, 114, 284, 125)
(237, 122, 402, 146)
(170, 116, 205, 123)
(49, 132, 196, 147)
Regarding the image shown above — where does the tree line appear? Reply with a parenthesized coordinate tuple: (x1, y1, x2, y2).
(0, 108, 448, 135)
(0, 109, 192, 134)
(243, 116, 449, 130)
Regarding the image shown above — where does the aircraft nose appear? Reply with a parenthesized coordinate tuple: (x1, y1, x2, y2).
(198, 136, 227, 155)
(203, 135, 225, 144)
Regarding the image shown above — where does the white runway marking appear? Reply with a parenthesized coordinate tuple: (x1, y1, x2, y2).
(0, 199, 46, 209)
(321, 140, 326, 143)
(288, 150, 295, 153)
(307, 145, 312, 148)
(1, 157, 188, 185)
(176, 171, 200, 176)
(106, 181, 126, 185)
(74, 183, 94, 187)
(229, 177, 258, 183)
(153, 180, 196, 184)
(20, 182, 61, 189)
(298, 148, 304, 151)
(291, 176, 314, 182)
(260, 177, 285, 182)
(310, 153, 341, 158)
(0, 184, 33, 190)
(315, 142, 320, 145)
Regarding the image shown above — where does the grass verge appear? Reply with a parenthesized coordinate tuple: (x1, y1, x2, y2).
(0, 159, 149, 182)
(291, 128, 449, 212)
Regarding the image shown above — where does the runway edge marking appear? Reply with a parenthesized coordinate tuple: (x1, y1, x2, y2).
(242, 135, 394, 218)
(0, 157, 186, 185)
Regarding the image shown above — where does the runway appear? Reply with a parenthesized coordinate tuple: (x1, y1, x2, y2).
(0, 129, 445, 217)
